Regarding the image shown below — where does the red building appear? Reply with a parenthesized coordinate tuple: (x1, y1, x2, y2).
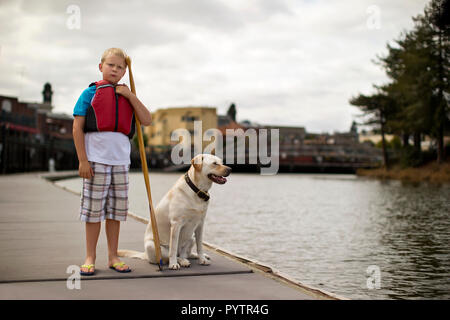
(0, 83, 76, 173)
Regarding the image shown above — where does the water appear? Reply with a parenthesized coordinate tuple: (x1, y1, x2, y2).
(58, 172, 450, 300)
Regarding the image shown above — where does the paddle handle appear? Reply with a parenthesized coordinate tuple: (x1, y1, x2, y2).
(126, 57, 163, 270)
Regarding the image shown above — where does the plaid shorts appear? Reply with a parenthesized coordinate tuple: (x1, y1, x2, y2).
(79, 162, 129, 223)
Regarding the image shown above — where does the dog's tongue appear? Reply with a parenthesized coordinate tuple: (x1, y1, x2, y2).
(212, 175, 226, 184)
(209, 174, 227, 184)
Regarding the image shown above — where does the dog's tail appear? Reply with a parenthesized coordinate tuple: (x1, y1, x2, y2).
(117, 249, 147, 260)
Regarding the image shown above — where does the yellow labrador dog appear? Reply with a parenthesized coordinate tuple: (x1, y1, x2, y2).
(118, 154, 231, 270)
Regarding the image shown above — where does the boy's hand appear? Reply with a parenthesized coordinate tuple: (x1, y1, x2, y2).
(79, 160, 94, 179)
(115, 84, 132, 99)
(115, 83, 152, 125)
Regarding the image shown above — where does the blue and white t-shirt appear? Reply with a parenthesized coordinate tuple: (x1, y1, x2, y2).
(73, 86, 131, 166)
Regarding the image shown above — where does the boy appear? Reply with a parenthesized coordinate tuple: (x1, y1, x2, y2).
(73, 48, 151, 275)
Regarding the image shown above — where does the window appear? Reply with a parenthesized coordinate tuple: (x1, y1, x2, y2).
(182, 115, 198, 122)
(2, 100, 12, 113)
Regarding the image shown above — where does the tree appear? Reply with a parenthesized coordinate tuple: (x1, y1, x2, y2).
(395, 0, 450, 163)
(350, 121, 358, 134)
(227, 103, 236, 121)
(377, 30, 432, 153)
(350, 90, 395, 168)
(420, 0, 450, 163)
(352, 0, 450, 165)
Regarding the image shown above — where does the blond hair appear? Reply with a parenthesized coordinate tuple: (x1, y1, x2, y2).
(101, 48, 128, 66)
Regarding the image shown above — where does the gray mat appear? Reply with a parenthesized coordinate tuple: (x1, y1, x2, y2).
(0, 174, 250, 283)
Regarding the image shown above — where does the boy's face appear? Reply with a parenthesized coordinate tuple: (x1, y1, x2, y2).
(99, 54, 127, 84)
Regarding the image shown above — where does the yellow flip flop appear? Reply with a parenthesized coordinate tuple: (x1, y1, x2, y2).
(109, 262, 131, 273)
(80, 264, 95, 276)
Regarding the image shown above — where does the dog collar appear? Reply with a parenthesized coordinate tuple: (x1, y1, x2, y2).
(185, 173, 210, 201)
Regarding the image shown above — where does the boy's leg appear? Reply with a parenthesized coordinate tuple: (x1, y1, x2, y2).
(82, 222, 101, 272)
(105, 219, 129, 271)
(79, 162, 110, 273)
(105, 164, 130, 271)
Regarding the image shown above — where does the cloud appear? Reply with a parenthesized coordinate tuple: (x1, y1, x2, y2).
(0, 0, 429, 133)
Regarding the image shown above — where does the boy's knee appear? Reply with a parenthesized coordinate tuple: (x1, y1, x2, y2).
(105, 218, 121, 224)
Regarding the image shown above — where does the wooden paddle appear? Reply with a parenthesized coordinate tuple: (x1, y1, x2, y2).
(125, 56, 163, 270)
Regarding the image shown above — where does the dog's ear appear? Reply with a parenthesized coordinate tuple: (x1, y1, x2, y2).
(191, 155, 203, 172)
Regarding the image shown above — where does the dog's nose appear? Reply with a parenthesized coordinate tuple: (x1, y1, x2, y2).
(225, 166, 232, 176)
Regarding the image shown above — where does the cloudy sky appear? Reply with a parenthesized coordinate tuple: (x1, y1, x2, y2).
(0, 0, 429, 133)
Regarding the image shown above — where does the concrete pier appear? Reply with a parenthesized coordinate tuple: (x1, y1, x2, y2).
(0, 172, 341, 300)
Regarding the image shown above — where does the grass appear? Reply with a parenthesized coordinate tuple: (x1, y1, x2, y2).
(357, 161, 450, 184)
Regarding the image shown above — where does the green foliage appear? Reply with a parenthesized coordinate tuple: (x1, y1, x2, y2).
(398, 145, 438, 168)
(375, 136, 402, 150)
(390, 136, 403, 150)
(349, 0, 450, 165)
(227, 103, 237, 122)
(399, 146, 424, 168)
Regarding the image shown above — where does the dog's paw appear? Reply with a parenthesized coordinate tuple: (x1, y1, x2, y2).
(189, 252, 210, 260)
(188, 252, 198, 259)
(199, 255, 211, 265)
(169, 262, 181, 270)
(177, 258, 191, 268)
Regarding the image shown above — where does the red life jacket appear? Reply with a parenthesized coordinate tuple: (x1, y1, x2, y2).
(84, 80, 136, 139)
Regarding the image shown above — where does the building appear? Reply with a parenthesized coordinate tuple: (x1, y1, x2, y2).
(144, 106, 218, 164)
(265, 125, 306, 147)
(358, 130, 395, 146)
(0, 83, 76, 173)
